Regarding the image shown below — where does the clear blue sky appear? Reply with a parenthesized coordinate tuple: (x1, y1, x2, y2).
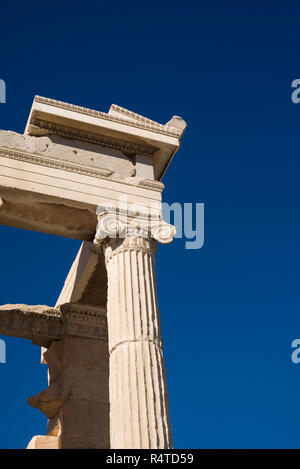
(0, 1, 300, 449)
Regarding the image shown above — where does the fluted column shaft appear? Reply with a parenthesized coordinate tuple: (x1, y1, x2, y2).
(102, 236, 172, 449)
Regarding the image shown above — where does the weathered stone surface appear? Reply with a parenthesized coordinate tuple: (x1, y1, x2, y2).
(59, 432, 107, 450)
(102, 236, 173, 449)
(0, 96, 185, 240)
(0, 304, 62, 347)
(27, 435, 59, 449)
(135, 154, 154, 179)
(28, 385, 70, 420)
(0, 145, 163, 240)
(28, 337, 110, 449)
(0, 96, 186, 450)
(56, 241, 107, 308)
(0, 130, 135, 177)
(59, 401, 109, 443)
(0, 303, 107, 346)
(0, 304, 50, 313)
(25, 96, 186, 180)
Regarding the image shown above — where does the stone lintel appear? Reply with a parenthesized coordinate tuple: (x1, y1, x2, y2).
(0, 141, 163, 240)
(0, 303, 107, 347)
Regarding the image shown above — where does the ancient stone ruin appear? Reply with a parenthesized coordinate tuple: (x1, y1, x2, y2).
(0, 96, 186, 448)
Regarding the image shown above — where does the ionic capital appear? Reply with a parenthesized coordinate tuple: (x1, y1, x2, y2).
(93, 206, 176, 250)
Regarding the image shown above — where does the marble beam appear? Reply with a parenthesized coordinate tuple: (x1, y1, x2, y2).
(0, 303, 107, 347)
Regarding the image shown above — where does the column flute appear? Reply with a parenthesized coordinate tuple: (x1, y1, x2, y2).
(94, 208, 175, 449)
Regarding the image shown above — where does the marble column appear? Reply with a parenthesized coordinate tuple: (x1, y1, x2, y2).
(102, 236, 172, 449)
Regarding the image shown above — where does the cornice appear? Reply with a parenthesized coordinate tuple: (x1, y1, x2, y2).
(110, 104, 178, 131)
(137, 179, 164, 192)
(34, 95, 182, 138)
(29, 116, 159, 157)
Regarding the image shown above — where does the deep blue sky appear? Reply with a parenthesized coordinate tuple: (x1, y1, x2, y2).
(0, 1, 300, 449)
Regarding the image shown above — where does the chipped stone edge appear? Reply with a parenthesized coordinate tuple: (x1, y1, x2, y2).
(34, 96, 183, 138)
